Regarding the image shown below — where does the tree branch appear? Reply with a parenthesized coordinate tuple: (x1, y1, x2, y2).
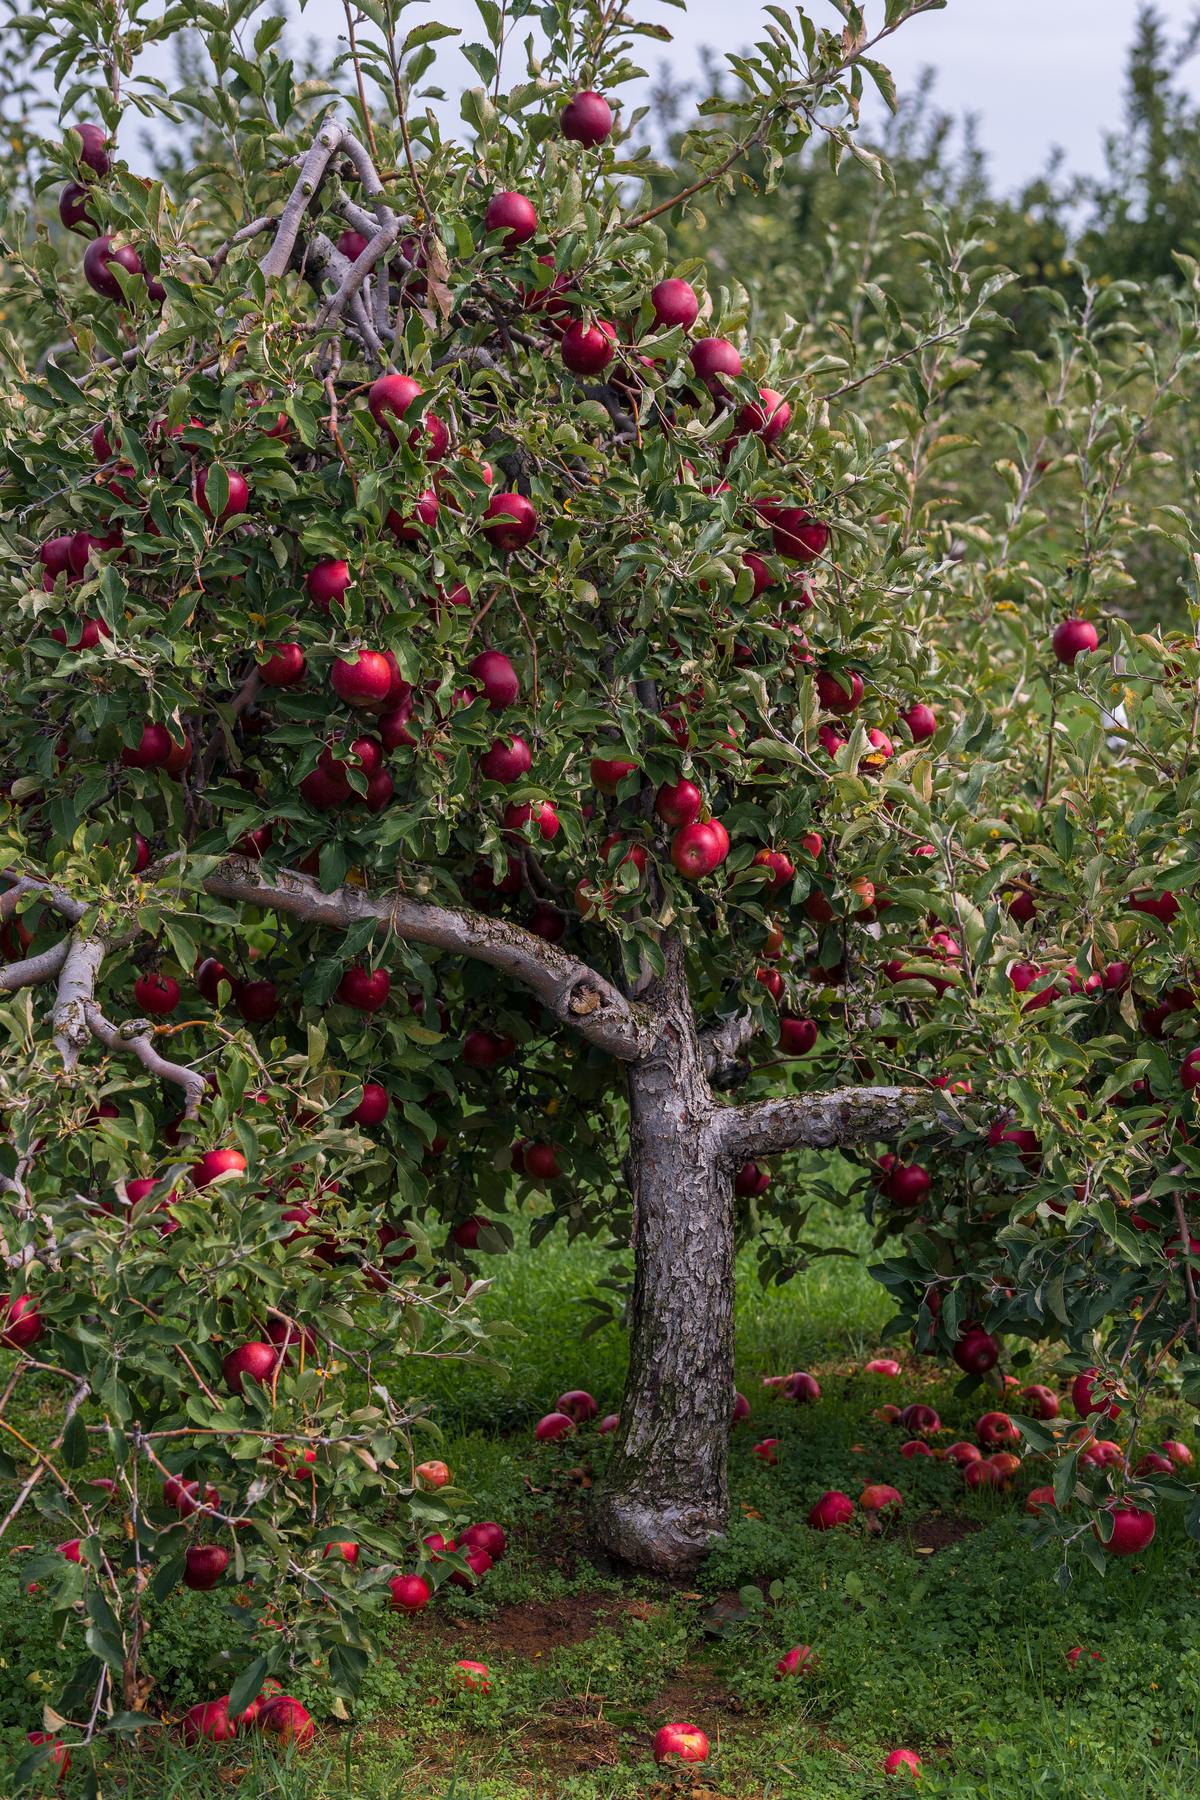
(700, 1008, 757, 1086)
(261, 121, 346, 280)
(201, 858, 658, 1063)
(0, 940, 70, 994)
(0, 1380, 90, 1539)
(714, 1084, 954, 1161)
(51, 934, 106, 1072)
(82, 1005, 208, 1119)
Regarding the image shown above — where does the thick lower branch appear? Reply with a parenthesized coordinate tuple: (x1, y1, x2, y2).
(715, 1084, 955, 1160)
(202, 858, 658, 1062)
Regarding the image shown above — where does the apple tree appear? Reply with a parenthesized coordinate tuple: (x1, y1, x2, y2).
(0, 7, 1043, 1740)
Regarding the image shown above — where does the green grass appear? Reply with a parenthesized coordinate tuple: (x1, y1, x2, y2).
(5, 1203, 1200, 1797)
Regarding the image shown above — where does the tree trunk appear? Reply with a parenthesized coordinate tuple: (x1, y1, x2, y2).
(592, 954, 734, 1575)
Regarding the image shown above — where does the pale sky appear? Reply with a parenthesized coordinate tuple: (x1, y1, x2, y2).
(289, 0, 1199, 192)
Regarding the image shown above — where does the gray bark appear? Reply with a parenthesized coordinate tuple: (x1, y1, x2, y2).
(592, 944, 734, 1575)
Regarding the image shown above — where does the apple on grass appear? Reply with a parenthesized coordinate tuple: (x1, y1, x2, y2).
(535, 1411, 576, 1441)
(25, 1731, 70, 1780)
(454, 1660, 491, 1693)
(653, 1723, 709, 1765)
(883, 1748, 922, 1779)
(775, 1645, 818, 1678)
(256, 1695, 314, 1748)
(556, 1389, 598, 1422)
(807, 1490, 854, 1530)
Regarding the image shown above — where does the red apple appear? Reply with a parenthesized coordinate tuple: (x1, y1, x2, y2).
(975, 1410, 1018, 1450)
(194, 466, 249, 521)
(349, 1082, 389, 1126)
(469, 649, 520, 709)
(453, 1659, 491, 1692)
(133, 973, 180, 1016)
(784, 1371, 820, 1404)
(671, 821, 727, 879)
(815, 669, 864, 713)
(650, 279, 699, 331)
(883, 1748, 922, 1779)
(83, 234, 143, 301)
(336, 965, 391, 1012)
(556, 1389, 598, 1422)
(1052, 618, 1100, 663)
(256, 1695, 314, 1748)
(388, 1573, 431, 1612)
(883, 1162, 930, 1208)
(771, 507, 829, 564)
(484, 190, 538, 247)
(898, 1403, 940, 1435)
(184, 1544, 229, 1590)
(60, 179, 99, 237)
(1095, 1503, 1155, 1557)
(775, 1645, 818, 1678)
(190, 1149, 247, 1186)
(807, 1490, 854, 1530)
(24, 1730, 70, 1781)
(503, 800, 559, 841)
(689, 336, 741, 392)
(561, 319, 617, 375)
(258, 643, 306, 687)
(458, 1521, 507, 1562)
(737, 386, 791, 445)
(751, 1438, 779, 1464)
(561, 90, 613, 146)
(416, 1459, 451, 1489)
(482, 492, 538, 551)
(864, 1357, 901, 1376)
(1071, 1367, 1121, 1421)
(179, 1699, 237, 1745)
(591, 756, 638, 793)
(221, 1341, 279, 1394)
(901, 702, 937, 741)
(306, 559, 352, 610)
(779, 1015, 818, 1056)
(535, 1411, 576, 1441)
(1019, 1384, 1059, 1419)
(331, 652, 393, 708)
(952, 1327, 999, 1376)
(480, 736, 532, 783)
(859, 1483, 902, 1513)
(236, 979, 279, 1025)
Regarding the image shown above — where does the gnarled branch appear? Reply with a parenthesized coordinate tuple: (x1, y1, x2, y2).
(82, 1006, 208, 1119)
(51, 934, 106, 1072)
(714, 1084, 957, 1161)
(202, 858, 658, 1063)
